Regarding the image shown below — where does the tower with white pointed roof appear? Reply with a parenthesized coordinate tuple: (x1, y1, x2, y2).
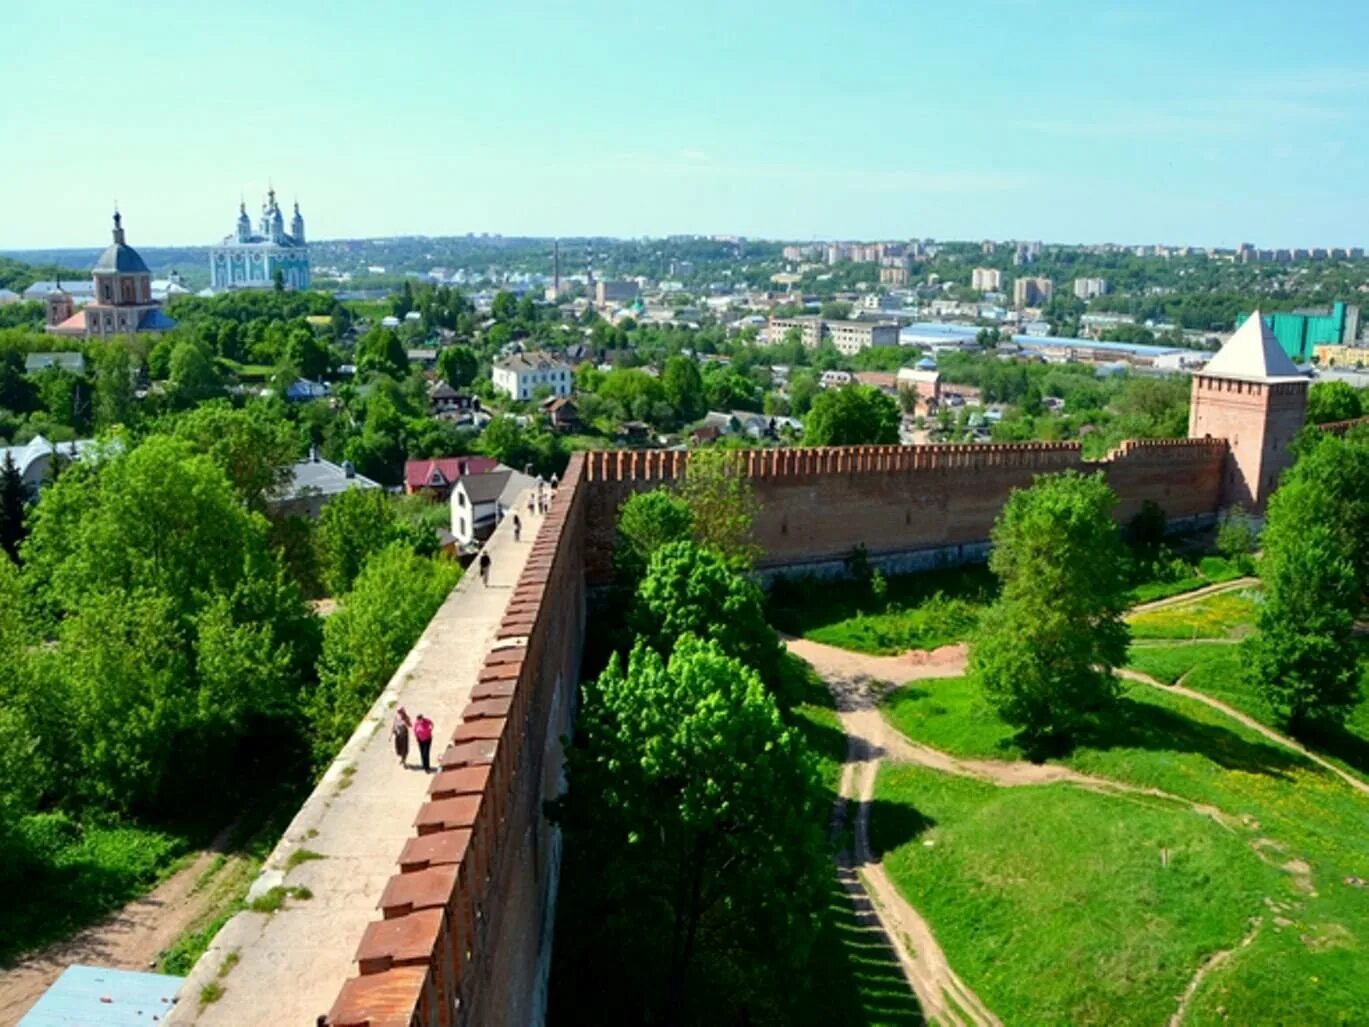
(1187, 311, 1309, 512)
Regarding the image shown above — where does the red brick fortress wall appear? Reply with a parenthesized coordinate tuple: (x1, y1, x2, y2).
(326, 454, 588, 1027)
(582, 439, 1228, 582)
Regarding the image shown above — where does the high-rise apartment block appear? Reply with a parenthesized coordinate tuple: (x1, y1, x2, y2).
(1074, 277, 1108, 300)
(971, 268, 1002, 292)
(880, 266, 909, 286)
(1012, 276, 1054, 308)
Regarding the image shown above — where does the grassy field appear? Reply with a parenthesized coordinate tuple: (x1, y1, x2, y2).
(1124, 555, 1246, 604)
(878, 673, 1369, 1025)
(874, 764, 1281, 1026)
(768, 565, 997, 656)
(1127, 587, 1261, 640)
(1125, 641, 1240, 685)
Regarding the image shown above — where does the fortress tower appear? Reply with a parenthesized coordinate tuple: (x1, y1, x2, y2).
(1188, 310, 1308, 512)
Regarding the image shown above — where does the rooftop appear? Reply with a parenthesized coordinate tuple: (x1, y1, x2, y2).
(1202, 310, 1306, 383)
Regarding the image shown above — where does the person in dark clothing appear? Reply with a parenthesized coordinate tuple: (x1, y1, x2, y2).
(512, 514, 522, 542)
(479, 551, 491, 585)
(413, 714, 434, 773)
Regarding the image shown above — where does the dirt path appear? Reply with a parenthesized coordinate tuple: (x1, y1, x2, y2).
(1127, 577, 1259, 615)
(1118, 668, 1369, 798)
(790, 637, 1002, 1027)
(0, 847, 241, 1024)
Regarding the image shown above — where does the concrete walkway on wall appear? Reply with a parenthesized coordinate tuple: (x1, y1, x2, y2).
(168, 497, 541, 1027)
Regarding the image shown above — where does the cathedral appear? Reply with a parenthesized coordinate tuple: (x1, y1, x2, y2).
(209, 188, 311, 291)
(46, 211, 177, 338)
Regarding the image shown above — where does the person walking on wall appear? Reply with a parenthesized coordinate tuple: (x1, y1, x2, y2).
(512, 514, 522, 542)
(479, 551, 491, 586)
(413, 713, 435, 773)
(392, 707, 412, 767)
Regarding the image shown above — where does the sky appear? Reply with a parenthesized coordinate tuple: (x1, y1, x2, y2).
(4, 0, 1368, 249)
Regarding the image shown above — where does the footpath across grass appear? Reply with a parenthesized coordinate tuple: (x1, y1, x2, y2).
(874, 763, 1281, 1027)
(877, 673, 1369, 1025)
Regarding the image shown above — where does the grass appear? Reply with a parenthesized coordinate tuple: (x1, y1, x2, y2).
(769, 565, 997, 656)
(247, 884, 313, 914)
(199, 981, 224, 1007)
(874, 763, 1281, 1026)
(877, 673, 1369, 1025)
(1126, 641, 1241, 685)
(1127, 587, 1261, 640)
(1124, 554, 1246, 604)
(285, 847, 325, 871)
(0, 816, 195, 965)
(783, 652, 848, 796)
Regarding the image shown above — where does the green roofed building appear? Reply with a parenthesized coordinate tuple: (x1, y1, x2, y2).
(1236, 301, 1359, 363)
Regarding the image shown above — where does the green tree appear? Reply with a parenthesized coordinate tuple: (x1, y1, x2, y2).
(1306, 379, 1364, 424)
(491, 290, 518, 322)
(786, 368, 819, 416)
(436, 344, 477, 389)
(1245, 525, 1359, 733)
(309, 544, 459, 767)
(170, 401, 300, 510)
(316, 486, 402, 595)
(970, 471, 1131, 748)
(678, 447, 760, 564)
(616, 489, 695, 583)
(661, 355, 705, 422)
(804, 384, 900, 446)
(0, 452, 25, 562)
(552, 635, 826, 1020)
(355, 325, 408, 379)
(167, 339, 221, 404)
(91, 343, 135, 430)
(632, 540, 780, 685)
(1216, 505, 1258, 573)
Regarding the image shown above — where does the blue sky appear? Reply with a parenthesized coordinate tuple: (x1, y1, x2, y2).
(4, 0, 1367, 248)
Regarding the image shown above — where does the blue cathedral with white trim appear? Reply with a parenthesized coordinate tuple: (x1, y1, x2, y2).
(209, 188, 311, 291)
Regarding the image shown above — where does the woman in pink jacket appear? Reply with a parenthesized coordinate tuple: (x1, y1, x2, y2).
(412, 713, 435, 773)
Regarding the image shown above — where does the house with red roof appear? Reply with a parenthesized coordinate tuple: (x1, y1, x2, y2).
(403, 455, 501, 501)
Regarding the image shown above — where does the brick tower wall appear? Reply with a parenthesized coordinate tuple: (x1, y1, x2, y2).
(1187, 374, 1308, 512)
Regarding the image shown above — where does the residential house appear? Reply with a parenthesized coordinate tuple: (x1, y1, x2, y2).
(25, 352, 87, 375)
(404, 455, 501, 501)
(853, 371, 898, 394)
(819, 370, 853, 389)
(541, 395, 580, 431)
(429, 381, 478, 418)
(450, 465, 538, 547)
(270, 449, 381, 519)
(0, 288, 21, 305)
(492, 351, 573, 401)
(282, 378, 330, 402)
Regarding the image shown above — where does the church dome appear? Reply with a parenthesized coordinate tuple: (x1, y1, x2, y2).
(93, 211, 150, 274)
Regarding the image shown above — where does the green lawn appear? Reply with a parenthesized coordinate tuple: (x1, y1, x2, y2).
(768, 566, 997, 656)
(877, 674, 1369, 1025)
(1127, 587, 1261, 640)
(1125, 641, 1241, 685)
(1124, 555, 1247, 605)
(874, 764, 1281, 1027)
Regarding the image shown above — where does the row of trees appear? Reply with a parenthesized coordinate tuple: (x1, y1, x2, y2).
(550, 452, 827, 1023)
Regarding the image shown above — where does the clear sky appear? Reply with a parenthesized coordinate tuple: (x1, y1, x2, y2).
(4, 0, 1367, 249)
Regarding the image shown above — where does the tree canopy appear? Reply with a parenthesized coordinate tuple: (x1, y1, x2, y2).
(804, 384, 899, 446)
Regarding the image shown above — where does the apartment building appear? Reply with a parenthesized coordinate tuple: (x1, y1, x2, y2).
(767, 315, 898, 354)
(971, 267, 1002, 291)
(1013, 276, 1054, 308)
(1074, 277, 1109, 300)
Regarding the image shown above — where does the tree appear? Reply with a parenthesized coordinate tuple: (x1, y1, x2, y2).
(355, 325, 408, 379)
(91, 342, 135, 430)
(1306, 379, 1363, 424)
(678, 447, 760, 564)
(436, 345, 477, 390)
(167, 339, 222, 404)
(616, 489, 694, 583)
(661, 355, 705, 422)
(552, 636, 826, 1021)
(1245, 525, 1359, 733)
(170, 401, 300, 510)
(309, 543, 459, 768)
(0, 452, 25, 562)
(491, 290, 517, 322)
(804, 384, 900, 446)
(632, 540, 780, 685)
(316, 486, 403, 595)
(1216, 505, 1258, 573)
(970, 471, 1131, 747)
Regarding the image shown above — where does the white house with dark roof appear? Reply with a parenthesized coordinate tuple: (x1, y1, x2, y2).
(449, 464, 537, 546)
(491, 351, 572, 401)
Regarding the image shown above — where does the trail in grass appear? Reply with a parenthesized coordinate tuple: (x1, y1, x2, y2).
(789, 636, 999, 1027)
(1126, 576, 1259, 615)
(1118, 668, 1369, 798)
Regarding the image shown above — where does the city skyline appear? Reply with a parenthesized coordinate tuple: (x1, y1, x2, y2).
(5, 0, 1368, 250)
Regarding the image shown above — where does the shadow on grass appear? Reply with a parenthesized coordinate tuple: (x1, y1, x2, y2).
(1016, 694, 1308, 780)
(808, 872, 924, 1026)
(1298, 722, 1369, 779)
(866, 799, 937, 862)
